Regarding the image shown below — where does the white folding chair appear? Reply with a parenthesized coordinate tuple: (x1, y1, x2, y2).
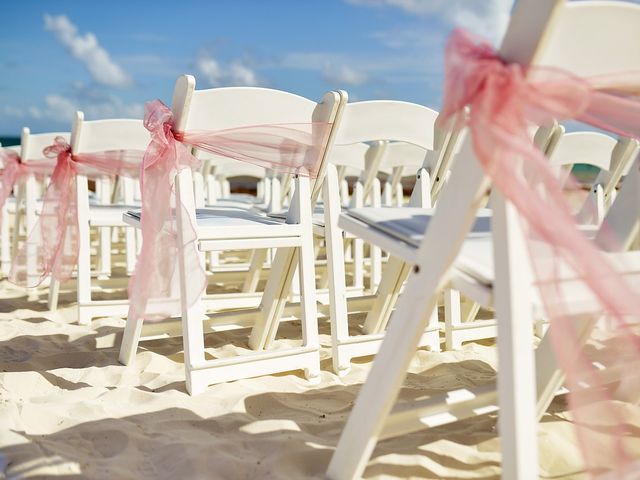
(201, 152, 268, 209)
(0, 144, 22, 275)
(319, 98, 460, 375)
(11, 129, 71, 290)
(561, 132, 640, 225)
(445, 130, 639, 349)
(119, 77, 344, 394)
(326, 1, 640, 478)
(47, 113, 150, 324)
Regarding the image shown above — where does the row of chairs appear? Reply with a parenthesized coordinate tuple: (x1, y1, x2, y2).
(2, 1, 639, 477)
(3, 79, 636, 391)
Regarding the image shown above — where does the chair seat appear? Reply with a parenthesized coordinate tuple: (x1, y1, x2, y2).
(90, 204, 139, 227)
(340, 206, 635, 316)
(454, 237, 640, 315)
(269, 205, 325, 225)
(346, 206, 492, 247)
(124, 207, 301, 243)
(207, 194, 261, 210)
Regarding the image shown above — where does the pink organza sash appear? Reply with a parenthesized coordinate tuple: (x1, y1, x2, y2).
(9, 137, 144, 286)
(0, 148, 57, 236)
(440, 29, 640, 476)
(128, 99, 332, 322)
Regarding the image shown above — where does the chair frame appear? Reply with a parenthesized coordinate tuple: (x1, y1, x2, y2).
(119, 77, 345, 394)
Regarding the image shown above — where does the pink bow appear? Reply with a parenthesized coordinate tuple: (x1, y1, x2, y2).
(9, 137, 144, 286)
(441, 29, 640, 475)
(127, 100, 205, 322)
(128, 99, 333, 322)
(0, 149, 29, 232)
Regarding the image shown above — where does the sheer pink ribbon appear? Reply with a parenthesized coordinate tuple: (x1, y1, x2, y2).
(439, 29, 640, 476)
(0, 149, 28, 234)
(0, 148, 56, 238)
(9, 137, 144, 286)
(128, 99, 332, 322)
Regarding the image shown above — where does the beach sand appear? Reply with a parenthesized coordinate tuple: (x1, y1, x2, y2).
(0, 267, 638, 479)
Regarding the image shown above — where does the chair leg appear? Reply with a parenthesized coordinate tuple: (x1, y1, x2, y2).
(534, 315, 598, 419)
(297, 239, 320, 381)
(249, 176, 312, 351)
(352, 237, 364, 289)
(242, 248, 268, 293)
(362, 256, 410, 334)
(125, 226, 136, 275)
(324, 166, 351, 375)
(76, 176, 93, 325)
(369, 178, 382, 292)
(329, 142, 495, 479)
(0, 202, 10, 276)
(97, 177, 112, 280)
(316, 239, 331, 290)
(98, 226, 112, 280)
(327, 267, 441, 480)
(207, 250, 220, 270)
(290, 265, 301, 299)
(444, 289, 463, 350)
(249, 246, 296, 350)
(172, 168, 208, 395)
(118, 310, 145, 366)
(48, 279, 61, 311)
(11, 187, 23, 260)
(492, 197, 538, 480)
(182, 298, 207, 395)
(24, 176, 38, 291)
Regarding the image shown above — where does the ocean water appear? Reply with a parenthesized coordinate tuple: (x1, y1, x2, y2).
(0, 133, 600, 187)
(0, 136, 20, 147)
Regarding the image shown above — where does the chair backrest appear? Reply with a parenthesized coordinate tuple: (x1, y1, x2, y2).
(329, 142, 373, 176)
(332, 100, 440, 149)
(417, 0, 640, 266)
(535, 1, 640, 73)
(549, 131, 618, 170)
(70, 112, 149, 154)
(330, 99, 458, 203)
(197, 150, 266, 180)
(380, 142, 430, 174)
(20, 127, 70, 162)
(171, 76, 343, 203)
(594, 136, 640, 198)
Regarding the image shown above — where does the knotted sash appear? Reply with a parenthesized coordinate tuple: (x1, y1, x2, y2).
(0, 148, 57, 238)
(9, 137, 144, 286)
(439, 29, 640, 476)
(128, 100, 332, 322)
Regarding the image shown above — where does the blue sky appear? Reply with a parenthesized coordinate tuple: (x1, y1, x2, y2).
(0, 0, 515, 134)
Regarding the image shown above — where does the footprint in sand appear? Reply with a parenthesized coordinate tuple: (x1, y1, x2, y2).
(80, 430, 128, 458)
(0, 346, 32, 363)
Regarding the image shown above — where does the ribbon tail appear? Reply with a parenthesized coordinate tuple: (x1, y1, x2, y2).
(127, 132, 206, 322)
(9, 154, 78, 287)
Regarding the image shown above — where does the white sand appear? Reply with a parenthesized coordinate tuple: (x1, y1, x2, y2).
(0, 275, 637, 479)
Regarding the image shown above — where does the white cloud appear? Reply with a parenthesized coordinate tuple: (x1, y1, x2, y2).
(276, 53, 369, 86)
(44, 14, 133, 88)
(2, 105, 26, 118)
(346, 0, 513, 44)
(2, 86, 143, 130)
(279, 51, 434, 87)
(323, 65, 368, 86)
(43, 93, 143, 121)
(196, 54, 260, 87)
